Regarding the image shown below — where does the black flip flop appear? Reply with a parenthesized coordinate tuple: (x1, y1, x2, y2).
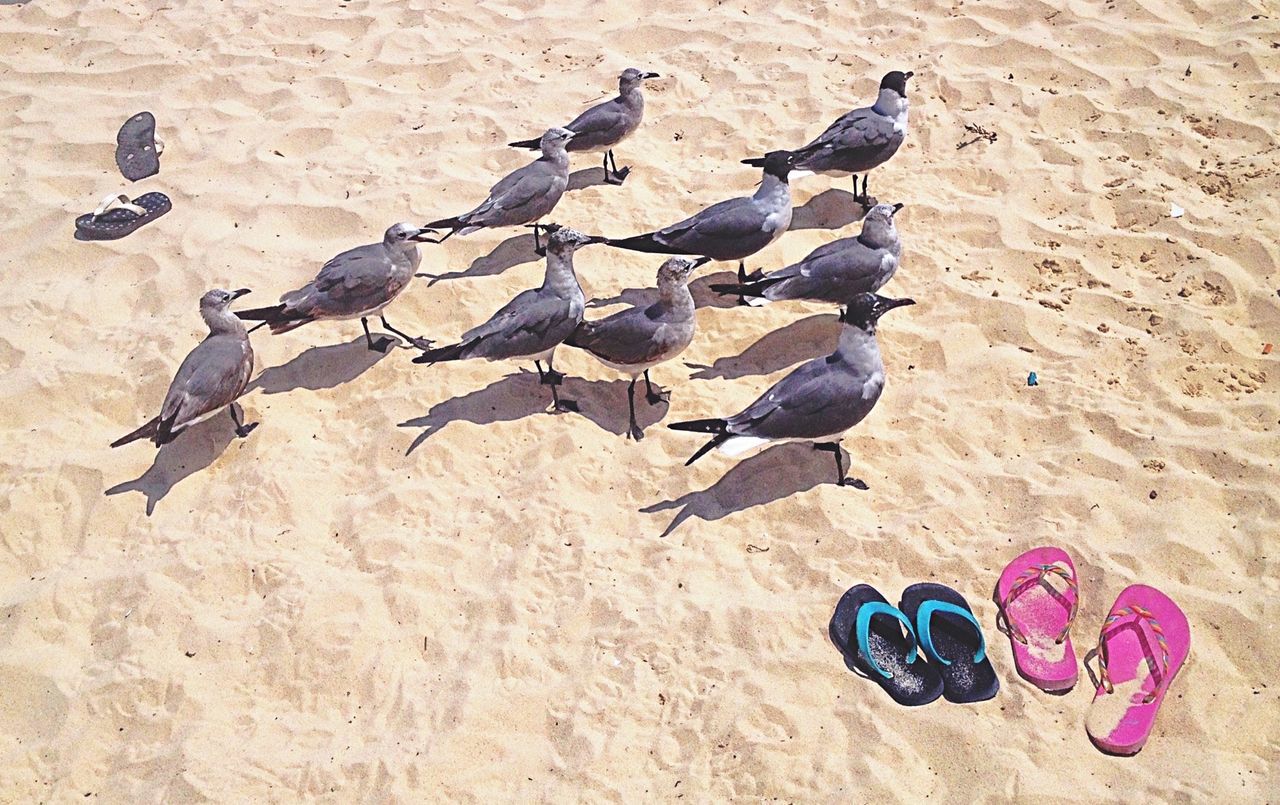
(75, 192, 172, 241)
(899, 583, 1000, 703)
(829, 584, 944, 706)
(116, 111, 162, 181)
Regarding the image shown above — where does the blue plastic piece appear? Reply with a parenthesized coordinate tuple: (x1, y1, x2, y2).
(856, 602, 918, 679)
(1027, 371, 1039, 386)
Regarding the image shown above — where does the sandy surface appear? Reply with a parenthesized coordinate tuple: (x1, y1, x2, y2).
(1, 0, 1278, 800)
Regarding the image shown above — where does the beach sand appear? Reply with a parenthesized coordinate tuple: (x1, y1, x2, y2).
(1, 0, 1277, 800)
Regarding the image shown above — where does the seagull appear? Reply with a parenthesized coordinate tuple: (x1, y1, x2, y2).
(606, 150, 797, 279)
(509, 68, 660, 185)
(112, 288, 258, 448)
(426, 127, 575, 253)
(236, 223, 438, 352)
(758, 70, 912, 206)
(412, 226, 604, 413)
(709, 203, 904, 305)
(564, 256, 708, 440)
(668, 292, 915, 488)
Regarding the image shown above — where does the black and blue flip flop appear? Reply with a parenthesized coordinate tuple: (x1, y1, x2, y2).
(116, 111, 163, 181)
(899, 583, 1000, 703)
(75, 192, 171, 241)
(829, 584, 944, 706)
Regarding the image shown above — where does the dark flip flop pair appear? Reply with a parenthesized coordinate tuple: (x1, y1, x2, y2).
(829, 583, 1000, 706)
(75, 112, 171, 241)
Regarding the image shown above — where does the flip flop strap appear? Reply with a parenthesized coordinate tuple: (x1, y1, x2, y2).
(93, 193, 148, 219)
(916, 600, 987, 667)
(1097, 604, 1170, 704)
(855, 602, 918, 680)
(997, 563, 1078, 644)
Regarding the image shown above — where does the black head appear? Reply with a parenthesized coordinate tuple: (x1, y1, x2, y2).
(740, 150, 798, 179)
(839, 293, 915, 329)
(879, 70, 913, 97)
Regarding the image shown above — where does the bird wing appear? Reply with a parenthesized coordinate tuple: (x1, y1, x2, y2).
(159, 335, 253, 430)
(284, 245, 400, 315)
(564, 99, 634, 148)
(466, 160, 563, 225)
(461, 290, 579, 360)
(800, 107, 897, 155)
(572, 304, 684, 366)
(727, 358, 878, 440)
(656, 196, 763, 247)
(766, 238, 884, 300)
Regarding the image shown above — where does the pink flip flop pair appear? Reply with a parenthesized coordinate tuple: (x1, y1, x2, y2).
(996, 547, 1191, 755)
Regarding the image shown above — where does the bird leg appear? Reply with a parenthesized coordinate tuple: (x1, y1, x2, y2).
(643, 370, 668, 405)
(853, 174, 874, 208)
(626, 378, 644, 441)
(813, 442, 868, 489)
(736, 261, 752, 306)
(533, 223, 546, 257)
(229, 402, 258, 439)
(361, 317, 395, 353)
(604, 150, 631, 185)
(380, 315, 433, 350)
(537, 359, 577, 413)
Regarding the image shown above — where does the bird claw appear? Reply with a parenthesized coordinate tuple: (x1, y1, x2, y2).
(605, 166, 632, 185)
(551, 399, 579, 414)
(838, 477, 870, 490)
(235, 422, 259, 438)
(407, 336, 434, 350)
(628, 424, 645, 441)
(533, 245, 547, 257)
(854, 195, 878, 210)
(645, 391, 669, 405)
(540, 369, 566, 386)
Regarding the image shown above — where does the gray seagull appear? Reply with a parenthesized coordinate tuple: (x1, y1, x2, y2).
(710, 202, 904, 305)
(412, 226, 604, 413)
(509, 67, 660, 185)
(112, 288, 258, 448)
(427, 127, 576, 253)
(607, 150, 798, 277)
(236, 223, 438, 352)
(669, 292, 915, 488)
(564, 255, 708, 440)
(758, 70, 912, 205)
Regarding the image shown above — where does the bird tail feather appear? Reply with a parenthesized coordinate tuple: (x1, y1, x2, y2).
(235, 304, 313, 334)
(708, 274, 786, 299)
(669, 418, 732, 466)
(412, 340, 470, 364)
(110, 417, 159, 448)
(605, 233, 684, 255)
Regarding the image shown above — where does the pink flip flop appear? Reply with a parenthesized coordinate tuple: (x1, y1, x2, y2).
(995, 547, 1080, 692)
(1085, 584, 1190, 755)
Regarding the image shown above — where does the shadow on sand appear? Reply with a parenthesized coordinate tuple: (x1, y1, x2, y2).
(683, 313, 837, 381)
(104, 415, 242, 516)
(249, 335, 396, 395)
(398, 370, 673, 453)
(789, 188, 869, 232)
(586, 270, 745, 313)
(641, 442, 848, 537)
(421, 232, 541, 284)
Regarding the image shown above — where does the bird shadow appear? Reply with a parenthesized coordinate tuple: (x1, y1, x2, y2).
(585, 270, 744, 312)
(640, 442, 842, 537)
(249, 336, 393, 395)
(103, 416, 239, 516)
(566, 167, 614, 192)
(422, 233, 539, 284)
(790, 188, 868, 232)
(398, 370, 670, 453)
(684, 313, 837, 381)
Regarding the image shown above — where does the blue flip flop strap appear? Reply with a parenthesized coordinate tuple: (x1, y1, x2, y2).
(917, 600, 987, 667)
(855, 602, 918, 680)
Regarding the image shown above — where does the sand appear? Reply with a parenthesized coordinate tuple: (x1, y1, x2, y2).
(1, 0, 1277, 800)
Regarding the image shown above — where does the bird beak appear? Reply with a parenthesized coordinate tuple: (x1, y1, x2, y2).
(880, 297, 916, 313)
(891, 203, 904, 214)
(231, 288, 251, 300)
(583, 235, 609, 245)
(904, 71, 915, 80)
(410, 227, 439, 242)
(692, 256, 712, 268)
(563, 129, 577, 139)
(642, 72, 660, 79)
(741, 156, 766, 167)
